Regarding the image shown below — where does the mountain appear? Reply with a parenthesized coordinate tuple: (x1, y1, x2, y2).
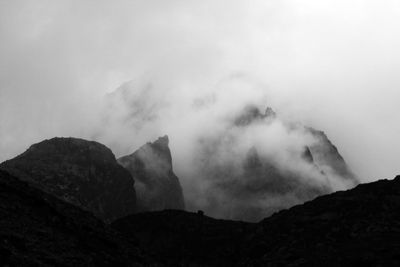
(118, 136, 185, 211)
(0, 137, 136, 223)
(1, 140, 399, 266)
(191, 105, 358, 221)
(98, 78, 357, 221)
(0, 170, 148, 266)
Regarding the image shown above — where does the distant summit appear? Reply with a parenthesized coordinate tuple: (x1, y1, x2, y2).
(234, 106, 276, 126)
(195, 105, 358, 221)
(0, 137, 136, 222)
(118, 135, 185, 211)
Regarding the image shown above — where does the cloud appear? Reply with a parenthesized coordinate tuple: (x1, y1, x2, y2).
(1, 0, 400, 186)
(97, 74, 358, 220)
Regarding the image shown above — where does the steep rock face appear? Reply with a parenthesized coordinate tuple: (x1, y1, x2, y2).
(0, 170, 148, 266)
(0, 137, 136, 222)
(306, 127, 356, 181)
(118, 136, 185, 211)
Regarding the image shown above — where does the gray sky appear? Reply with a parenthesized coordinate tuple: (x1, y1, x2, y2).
(1, 0, 400, 182)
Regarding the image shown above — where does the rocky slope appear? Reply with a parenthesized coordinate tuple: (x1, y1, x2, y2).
(118, 136, 185, 211)
(0, 170, 149, 266)
(0, 137, 136, 222)
(239, 175, 400, 266)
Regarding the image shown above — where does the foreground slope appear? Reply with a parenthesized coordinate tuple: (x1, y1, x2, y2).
(0, 137, 136, 222)
(240, 175, 400, 266)
(112, 175, 400, 266)
(0, 170, 148, 266)
(112, 210, 253, 266)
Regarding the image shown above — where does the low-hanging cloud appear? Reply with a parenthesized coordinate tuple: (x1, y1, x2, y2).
(97, 74, 357, 220)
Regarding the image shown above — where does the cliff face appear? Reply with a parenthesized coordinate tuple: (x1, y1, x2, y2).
(0, 137, 136, 223)
(306, 127, 356, 181)
(118, 136, 185, 211)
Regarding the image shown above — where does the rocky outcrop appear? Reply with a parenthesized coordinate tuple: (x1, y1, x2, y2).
(0, 137, 136, 222)
(118, 136, 185, 211)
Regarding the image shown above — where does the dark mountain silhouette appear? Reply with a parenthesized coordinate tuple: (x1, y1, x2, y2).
(112, 210, 254, 266)
(118, 135, 185, 211)
(0, 137, 136, 222)
(0, 170, 149, 266)
(111, 175, 400, 266)
(239, 175, 400, 266)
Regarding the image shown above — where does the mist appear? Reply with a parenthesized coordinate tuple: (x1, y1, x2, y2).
(1, 0, 400, 191)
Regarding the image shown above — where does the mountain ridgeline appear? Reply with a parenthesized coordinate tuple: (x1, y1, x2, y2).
(0, 136, 185, 222)
(4, 105, 395, 266)
(0, 106, 356, 223)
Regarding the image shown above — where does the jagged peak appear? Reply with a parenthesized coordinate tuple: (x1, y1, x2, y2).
(234, 105, 276, 126)
(264, 107, 276, 118)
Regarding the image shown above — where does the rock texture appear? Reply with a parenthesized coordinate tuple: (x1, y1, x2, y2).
(0, 170, 148, 266)
(0, 137, 136, 222)
(118, 136, 185, 211)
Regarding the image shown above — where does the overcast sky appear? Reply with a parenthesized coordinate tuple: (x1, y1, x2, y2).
(1, 0, 400, 182)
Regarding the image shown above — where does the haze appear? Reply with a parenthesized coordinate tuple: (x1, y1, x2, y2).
(1, 0, 400, 183)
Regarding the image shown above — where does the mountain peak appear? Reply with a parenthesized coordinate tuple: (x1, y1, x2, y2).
(0, 137, 136, 222)
(154, 135, 169, 146)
